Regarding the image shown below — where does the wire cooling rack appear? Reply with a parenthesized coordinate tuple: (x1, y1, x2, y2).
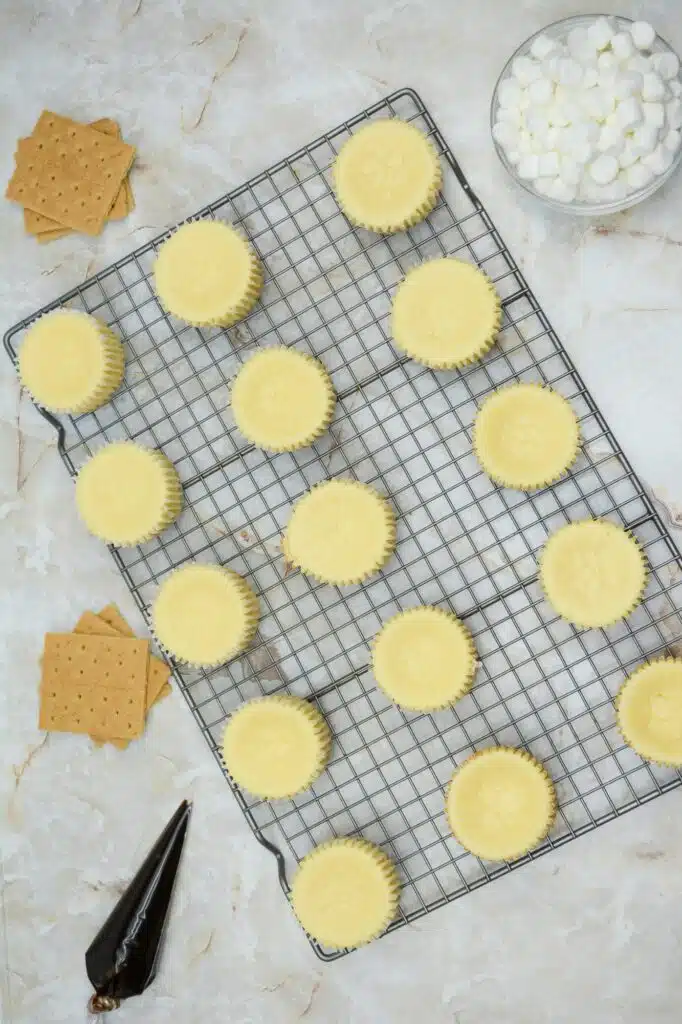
(6, 88, 682, 960)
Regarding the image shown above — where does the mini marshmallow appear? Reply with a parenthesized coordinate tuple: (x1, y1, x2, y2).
(548, 103, 571, 128)
(557, 58, 583, 88)
(517, 154, 540, 179)
(597, 51, 619, 78)
(497, 105, 524, 125)
(581, 87, 613, 120)
(559, 156, 582, 185)
(528, 77, 554, 106)
(530, 125, 552, 150)
(512, 55, 543, 85)
(626, 161, 654, 188)
(545, 126, 562, 149)
(547, 178, 577, 202)
(642, 145, 674, 174)
(583, 67, 600, 90)
(617, 96, 643, 129)
(584, 121, 601, 144)
(663, 128, 681, 152)
(602, 145, 626, 164)
(537, 150, 561, 176)
(611, 32, 635, 62)
(598, 177, 629, 202)
(567, 139, 595, 165)
(627, 54, 652, 76)
(630, 21, 656, 51)
(493, 121, 520, 148)
(544, 55, 562, 83)
(526, 108, 551, 135)
(618, 141, 639, 168)
(507, 149, 522, 166)
(615, 172, 631, 197)
(563, 99, 583, 123)
(667, 98, 682, 129)
(653, 51, 680, 81)
(613, 71, 643, 98)
(670, 79, 682, 97)
(642, 101, 665, 128)
(580, 179, 608, 201)
(613, 178, 631, 201)
(641, 72, 666, 101)
(530, 34, 558, 61)
(532, 176, 555, 197)
(589, 153, 619, 184)
(597, 124, 624, 153)
(587, 16, 615, 52)
(567, 27, 593, 61)
(498, 77, 524, 108)
(517, 131, 534, 155)
(558, 124, 582, 149)
(631, 122, 659, 157)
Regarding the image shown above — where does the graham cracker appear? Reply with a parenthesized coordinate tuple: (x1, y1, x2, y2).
(122, 175, 135, 217)
(97, 603, 135, 637)
(74, 610, 133, 749)
(73, 602, 161, 749)
(22, 118, 132, 238)
(96, 604, 171, 707)
(37, 226, 71, 244)
(7, 111, 135, 236)
(75, 607, 171, 706)
(39, 633, 147, 739)
(74, 609, 124, 640)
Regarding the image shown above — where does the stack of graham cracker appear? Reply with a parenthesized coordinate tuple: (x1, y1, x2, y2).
(39, 605, 171, 749)
(6, 111, 135, 244)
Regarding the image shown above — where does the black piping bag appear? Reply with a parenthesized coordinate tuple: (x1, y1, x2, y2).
(85, 799, 192, 1014)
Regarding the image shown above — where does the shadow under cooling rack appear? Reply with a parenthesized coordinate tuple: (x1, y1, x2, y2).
(5, 87, 682, 961)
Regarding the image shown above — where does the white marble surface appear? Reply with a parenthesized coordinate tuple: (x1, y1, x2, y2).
(3, 1, 682, 1021)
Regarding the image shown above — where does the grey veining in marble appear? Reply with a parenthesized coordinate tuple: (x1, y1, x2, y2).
(2, 1, 682, 1022)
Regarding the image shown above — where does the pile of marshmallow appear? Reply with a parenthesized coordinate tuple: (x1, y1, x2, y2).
(492, 17, 682, 205)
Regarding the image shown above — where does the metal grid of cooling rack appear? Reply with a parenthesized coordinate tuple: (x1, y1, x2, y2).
(6, 87, 682, 961)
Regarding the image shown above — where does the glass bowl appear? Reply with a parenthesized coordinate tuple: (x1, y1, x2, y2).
(490, 14, 682, 215)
